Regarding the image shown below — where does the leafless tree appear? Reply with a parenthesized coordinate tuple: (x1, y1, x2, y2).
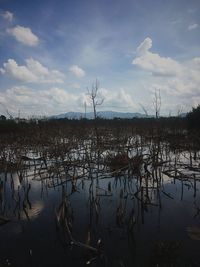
(0, 102, 13, 119)
(176, 105, 183, 117)
(139, 103, 148, 117)
(153, 89, 161, 119)
(84, 101, 87, 119)
(87, 79, 104, 120)
(87, 79, 104, 144)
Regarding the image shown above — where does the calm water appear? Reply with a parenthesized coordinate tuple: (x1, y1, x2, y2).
(0, 154, 200, 267)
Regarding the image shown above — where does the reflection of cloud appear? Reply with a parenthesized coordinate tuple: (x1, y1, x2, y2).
(21, 200, 44, 220)
(11, 173, 21, 188)
(8, 174, 44, 220)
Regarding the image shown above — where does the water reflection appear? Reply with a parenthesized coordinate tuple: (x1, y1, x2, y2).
(20, 200, 44, 220)
(0, 142, 200, 266)
(0, 172, 44, 221)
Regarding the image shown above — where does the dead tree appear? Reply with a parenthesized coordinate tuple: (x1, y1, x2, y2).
(87, 79, 104, 144)
(87, 80, 104, 120)
(139, 103, 148, 117)
(0, 102, 13, 120)
(153, 89, 161, 119)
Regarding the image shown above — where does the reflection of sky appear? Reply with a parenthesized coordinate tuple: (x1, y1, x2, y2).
(0, 172, 48, 220)
(11, 172, 21, 188)
(0, 157, 200, 266)
(20, 200, 44, 220)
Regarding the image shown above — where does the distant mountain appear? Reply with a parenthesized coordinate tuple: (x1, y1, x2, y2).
(51, 111, 151, 120)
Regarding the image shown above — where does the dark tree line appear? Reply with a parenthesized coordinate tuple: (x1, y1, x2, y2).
(187, 105, 200, 129)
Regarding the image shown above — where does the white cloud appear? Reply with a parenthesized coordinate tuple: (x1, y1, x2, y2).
(1, 59, 37, 82)
(1, 58, 65, 84)
(132, 38, 200, 112)
(71, 83, 81, 89)
(0, 68, 5, 74)
(26, 58, 49, 75)
(2, 11, 13, 22)
(188, 23, 198, 31)
(136, 37, 152, 55)
(132, 37, 182, 77)
(7, 25, 39, 46)
(92, 88, 136, 110)
(69, 65, 85, 78)
(0, 86, 80, 117)
(77, 41, 112, 68)
(0, 85, 137, 117)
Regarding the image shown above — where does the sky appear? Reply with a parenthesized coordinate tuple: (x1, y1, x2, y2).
(0, 0, 200, 117)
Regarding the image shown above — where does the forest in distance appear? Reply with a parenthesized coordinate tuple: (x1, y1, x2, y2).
(0, 105, 200, 267)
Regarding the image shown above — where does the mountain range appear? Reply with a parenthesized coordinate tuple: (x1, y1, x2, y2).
(52, 111, 152, 120)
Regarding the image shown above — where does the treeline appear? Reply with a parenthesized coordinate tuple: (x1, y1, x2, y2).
(0, 105, 199, 135)
(0, 116, 187, 134)
(186, 105, 200, 129)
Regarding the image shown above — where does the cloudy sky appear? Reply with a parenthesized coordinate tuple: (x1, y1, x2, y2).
(0, 0, 200, 117)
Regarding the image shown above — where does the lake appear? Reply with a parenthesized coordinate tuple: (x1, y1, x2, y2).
(0, 138, 200, 267)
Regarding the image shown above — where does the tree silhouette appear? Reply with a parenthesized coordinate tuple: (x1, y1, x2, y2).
(187, 105, 200, 129)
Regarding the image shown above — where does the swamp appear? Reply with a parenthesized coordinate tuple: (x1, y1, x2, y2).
(0, 117, 200, 267)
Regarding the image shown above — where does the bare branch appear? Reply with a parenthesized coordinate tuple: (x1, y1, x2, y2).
(0, 102, 13, 119)
(139, 103, 148, 116)
(87, 79, 104, 119)
(153, 89, 161, 118)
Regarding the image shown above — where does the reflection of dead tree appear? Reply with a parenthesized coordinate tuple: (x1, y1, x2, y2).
(153, 89, 161, 119)
(56, 187, 104, 264)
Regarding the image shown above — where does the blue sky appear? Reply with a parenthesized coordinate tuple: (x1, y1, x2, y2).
(0, 0, 200, 117)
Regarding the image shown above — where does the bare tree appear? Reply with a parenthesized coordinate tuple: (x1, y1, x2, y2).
(87, 79, 104, 144)
(0, 102, 13, 119)
(87, 79, 104, 120)
(139, 103, 148, 117)
(84, 101, 87, 119)
(176, 105, 183, 117)
(153, 89, 161, 119)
